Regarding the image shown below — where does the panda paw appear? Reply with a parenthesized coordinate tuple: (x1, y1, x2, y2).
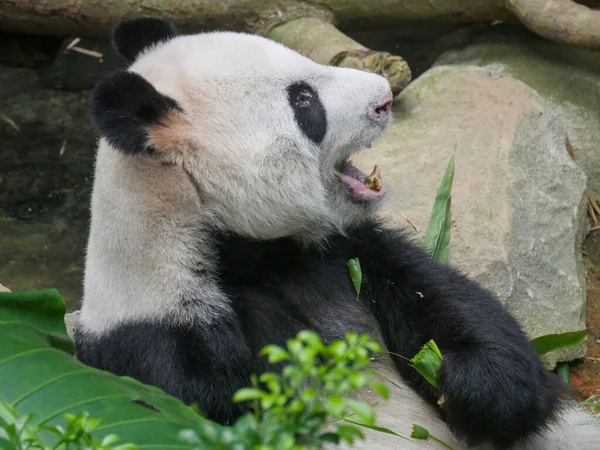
(439, 347, 566, 449)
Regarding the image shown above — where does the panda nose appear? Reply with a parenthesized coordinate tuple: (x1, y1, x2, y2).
(373, 91, 394, 117)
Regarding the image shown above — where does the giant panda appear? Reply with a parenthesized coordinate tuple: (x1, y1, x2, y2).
(74, 18, 600, 450)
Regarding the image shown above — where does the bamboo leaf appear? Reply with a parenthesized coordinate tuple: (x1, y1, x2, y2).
(409, 340, 443, 390)
(342, 418, 409, 440)
(530, 329, 589, 356)
(424, 155, 455, 265)
(347, 258, 362, 298)
(410, 424, 429, 439)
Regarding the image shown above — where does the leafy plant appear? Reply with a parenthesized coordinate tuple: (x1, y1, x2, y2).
(0, 410, 137, 450)
(180, 331, 389, 449)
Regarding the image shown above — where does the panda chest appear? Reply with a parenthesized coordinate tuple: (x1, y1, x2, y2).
(215, 236, 369, 314)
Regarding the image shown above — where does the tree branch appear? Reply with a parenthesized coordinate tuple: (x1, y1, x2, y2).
(265, 17, 412, 94)
(506, 0, 600, 50)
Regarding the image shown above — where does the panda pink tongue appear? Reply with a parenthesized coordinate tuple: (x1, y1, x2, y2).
(338, 162, 385, 200)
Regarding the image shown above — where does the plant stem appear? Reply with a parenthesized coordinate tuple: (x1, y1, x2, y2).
(430, 434, 456, 450)
(557, 363, 571, 385)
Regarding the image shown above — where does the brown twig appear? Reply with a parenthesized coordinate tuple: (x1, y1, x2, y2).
(70, 46, 103, 58)
(0, 113, 20, 132)
(400, 213, 420, 232)
(59, 139, 68, 159)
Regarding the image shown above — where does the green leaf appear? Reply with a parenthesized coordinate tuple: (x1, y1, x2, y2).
(319, 432, 341, 444)
(342, 418, 408, 440)
(260, 345, 290, 364)
(347, 258, 362, 298)
(233, 388, 264, 403)
(345, 400, 374, 425)
(424, 155, 455, 265)
(334, 424, 363, 444)
(409, 340, 443, 389)
(411, 424, 430, 439)
(0, 289, 215, 450)
(530, 329, 589, 356)
(370, 382, 389, 400)
(326, 396, 345, 417)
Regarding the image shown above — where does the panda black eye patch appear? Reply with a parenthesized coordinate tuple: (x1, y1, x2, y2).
(287, 82, 327, 145)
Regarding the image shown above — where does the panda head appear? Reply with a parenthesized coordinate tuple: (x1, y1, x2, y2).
(91, 18, 394, 242)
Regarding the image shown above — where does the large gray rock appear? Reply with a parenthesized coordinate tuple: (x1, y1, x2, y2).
(356, 64, 588, 367)
(434, 24, 600, 195)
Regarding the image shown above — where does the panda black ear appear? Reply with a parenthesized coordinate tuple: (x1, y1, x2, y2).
(90, 70, 183, 155)
(112, 18, 178, 63)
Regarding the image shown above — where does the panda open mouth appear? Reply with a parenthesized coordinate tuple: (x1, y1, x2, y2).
(335, 161, 386, 201)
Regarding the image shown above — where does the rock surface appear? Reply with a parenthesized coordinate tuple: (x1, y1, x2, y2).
(435, 24, 600, 195)
(0, 65, 94, 307)
(356, 64, 589, 367)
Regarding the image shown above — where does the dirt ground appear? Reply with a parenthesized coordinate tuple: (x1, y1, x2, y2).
(571, 228, 600, 413)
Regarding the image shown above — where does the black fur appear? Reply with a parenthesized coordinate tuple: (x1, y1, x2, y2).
(287, 82, 327, 145)
(112, 18, 178, 62)
(75, 221, 565, 448)
(90, 70, 182, 155)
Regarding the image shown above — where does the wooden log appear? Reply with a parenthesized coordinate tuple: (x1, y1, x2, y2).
(1, 0, 599, 50)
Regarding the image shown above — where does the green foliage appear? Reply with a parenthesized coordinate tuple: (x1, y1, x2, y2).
(0, 290, 397, 450)
(424, 155, 455, 265)
(181, 331, 389, 449)
(530, 329, 590, 356)
(346, 258, 362, 299)
(409, 340, 443, 390)
(0, 410, 137, 450)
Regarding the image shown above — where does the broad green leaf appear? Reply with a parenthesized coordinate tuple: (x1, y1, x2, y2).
(409, 340, 443, 390)
(347, 258, 362, 298)
(0, 289, 215, 449)
(530, 329, 589, 356)
(424, 155, 455, 265)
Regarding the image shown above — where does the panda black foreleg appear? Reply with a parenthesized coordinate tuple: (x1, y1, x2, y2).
(349, 225, 566, 449)
(74, 314, 259, 425)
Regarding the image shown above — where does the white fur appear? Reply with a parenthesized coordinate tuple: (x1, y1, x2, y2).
(81, 31, 391, 333)
(80, 30, 600, 448)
